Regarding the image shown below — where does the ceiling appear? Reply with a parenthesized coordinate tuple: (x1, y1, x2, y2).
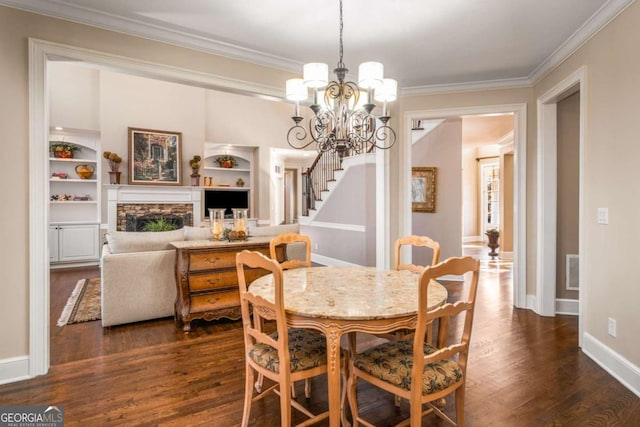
(2, 0, 633, 93)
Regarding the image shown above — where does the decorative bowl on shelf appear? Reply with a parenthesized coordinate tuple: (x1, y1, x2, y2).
(75, 164, 95, 179)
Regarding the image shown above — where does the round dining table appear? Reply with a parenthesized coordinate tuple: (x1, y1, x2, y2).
(249, 266, 448, 427)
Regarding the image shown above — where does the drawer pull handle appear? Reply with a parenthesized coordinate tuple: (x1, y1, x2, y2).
(205, 256, 220, 264)
(207, 277, 221, 286)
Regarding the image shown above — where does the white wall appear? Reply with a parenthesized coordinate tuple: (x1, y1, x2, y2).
(411, 119, 463, 262)
(49, 62, 100, 131)
(461, 146, 478, 239)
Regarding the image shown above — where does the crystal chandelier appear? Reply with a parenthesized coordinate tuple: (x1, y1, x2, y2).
(285, 0, 397, 158)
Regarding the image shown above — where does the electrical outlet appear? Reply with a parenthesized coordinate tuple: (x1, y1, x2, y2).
(607, 317, 617, 337)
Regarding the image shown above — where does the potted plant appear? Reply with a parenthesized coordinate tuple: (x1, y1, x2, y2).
(103, 151, 122, 171)
(50, 142, 81, 159)
(103, 151, 123, 184)
(215, 155, 237, 169)
(485, 228, 500, 258)
(189, 155, 202, 186)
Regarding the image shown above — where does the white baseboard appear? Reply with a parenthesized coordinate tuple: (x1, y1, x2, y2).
(500, 251, 514, 260)
(526, 294, 537, 311)
(555, 298, 579, 315)
(0, 356, 30, 385)
(582, 332, 640, 398)
(462, 236, 482, 243)
(311, 253, 361, 267)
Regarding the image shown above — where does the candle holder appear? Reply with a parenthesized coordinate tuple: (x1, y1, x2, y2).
(232, 208, 248, 240)
(209, 208, 225, 241)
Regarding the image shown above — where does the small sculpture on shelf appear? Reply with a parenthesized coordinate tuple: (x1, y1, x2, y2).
(50, 142, 80, 159)
(103, 151, 123, 184)
(215, 155, 237, 169)
(189, 155, 202, 186)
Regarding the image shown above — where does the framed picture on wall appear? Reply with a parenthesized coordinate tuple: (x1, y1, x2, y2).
(128, 127, 183, 185)
(411, 167, 437, 212)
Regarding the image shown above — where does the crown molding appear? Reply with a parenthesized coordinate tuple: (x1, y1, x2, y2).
(2, 0, 636, 95)
(400, 77, 532, 96)
(0, 0, 302, 74)
(528, 0, 636, 84)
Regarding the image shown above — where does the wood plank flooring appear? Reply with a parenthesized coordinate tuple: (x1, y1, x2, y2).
(2, 247, 639, 426)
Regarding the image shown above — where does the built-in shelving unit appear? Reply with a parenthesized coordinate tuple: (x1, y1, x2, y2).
(49, 128, 101, 267)
(201, 143, 256, 218)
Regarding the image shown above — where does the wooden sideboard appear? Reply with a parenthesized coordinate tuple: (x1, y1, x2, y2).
(171, 237, 274, 332)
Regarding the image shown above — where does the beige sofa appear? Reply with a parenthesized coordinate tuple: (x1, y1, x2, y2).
(101, 224, 300, 327)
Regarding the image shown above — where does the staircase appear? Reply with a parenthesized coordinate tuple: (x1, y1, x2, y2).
(301, 149, 376, 223)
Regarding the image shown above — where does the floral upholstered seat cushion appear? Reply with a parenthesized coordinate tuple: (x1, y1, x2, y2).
(353, 339, 462, 394)
(248, 328, 326, 373)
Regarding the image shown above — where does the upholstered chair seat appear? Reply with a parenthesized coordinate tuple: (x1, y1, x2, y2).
(352, 339, 463, 395)
(249, 328, 327, 374)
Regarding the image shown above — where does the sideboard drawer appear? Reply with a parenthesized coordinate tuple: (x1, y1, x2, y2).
(189, 269, 237, 292)
(191, 291, 240, 312)
(189, 251, 236, 271)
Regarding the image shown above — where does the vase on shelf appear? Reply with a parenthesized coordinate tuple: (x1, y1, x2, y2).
(74, 164, 94, 179)
(108, 161, 121, 172)
(53, 150, 73, 159)
(190, 174, 200, 187)
(108, 171, 121, 185)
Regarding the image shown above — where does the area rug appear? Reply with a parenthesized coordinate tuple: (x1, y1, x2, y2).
(57, 278, 101, 326)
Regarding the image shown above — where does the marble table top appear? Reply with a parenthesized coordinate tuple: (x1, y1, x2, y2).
(170, 235, 273, 249)
(249, 266, 448, 320)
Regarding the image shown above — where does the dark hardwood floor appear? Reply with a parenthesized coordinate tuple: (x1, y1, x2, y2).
(2, 247, 639, 426)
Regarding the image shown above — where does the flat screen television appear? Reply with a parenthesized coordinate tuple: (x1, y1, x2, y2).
(204, 189, 249, 218)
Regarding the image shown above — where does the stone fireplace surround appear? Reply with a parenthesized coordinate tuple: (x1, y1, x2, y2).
(107, 185, 202, 232)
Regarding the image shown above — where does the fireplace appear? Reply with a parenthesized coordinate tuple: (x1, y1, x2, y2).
(125, 212, 193, 232)
(107, 186, 202, 231)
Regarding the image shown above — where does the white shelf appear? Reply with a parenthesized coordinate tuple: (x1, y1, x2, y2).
(202, 186, 251, 191)
(50, 178, 97, 183)
(204, 166, 251, 173)
(49, 157, 97, 163)
(50, 201, 97, 204)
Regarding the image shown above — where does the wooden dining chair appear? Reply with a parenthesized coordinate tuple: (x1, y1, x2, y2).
(236, 250, 329, 427)
(267, 232, 313, 399)
(394, 235, 441, 273)
(347, 256, 481, 427)
(270, 233, 312, 270)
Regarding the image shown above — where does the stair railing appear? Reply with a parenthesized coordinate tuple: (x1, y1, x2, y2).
(301, 149, 342, 216)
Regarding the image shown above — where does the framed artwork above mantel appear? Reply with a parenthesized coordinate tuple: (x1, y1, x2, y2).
(411, 167, 437, 213)
(128, 127, 182, 186)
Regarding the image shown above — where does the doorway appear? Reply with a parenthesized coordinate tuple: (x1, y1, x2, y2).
(537, 67, 585, 344)
(480, 158, 501, 238)
(402, 104, 527, 309)
(283, 169, 297, 224)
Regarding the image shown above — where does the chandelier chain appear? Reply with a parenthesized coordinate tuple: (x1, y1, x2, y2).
(338, 0, 344, 69)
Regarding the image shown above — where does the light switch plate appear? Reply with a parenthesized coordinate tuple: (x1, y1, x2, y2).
(597, 208, 609, 225)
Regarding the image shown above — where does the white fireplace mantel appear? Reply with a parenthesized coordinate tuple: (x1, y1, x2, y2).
(106, 184, 202, 231)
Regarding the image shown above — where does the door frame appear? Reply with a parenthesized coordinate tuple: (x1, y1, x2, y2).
(536, 66, 586, 344)
(402, 104, 527, 309)
(28, 38, 283, 377)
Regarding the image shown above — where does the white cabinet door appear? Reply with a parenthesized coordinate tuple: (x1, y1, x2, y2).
(49, 225, 59, 262)
(57, 224, 99, 262)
